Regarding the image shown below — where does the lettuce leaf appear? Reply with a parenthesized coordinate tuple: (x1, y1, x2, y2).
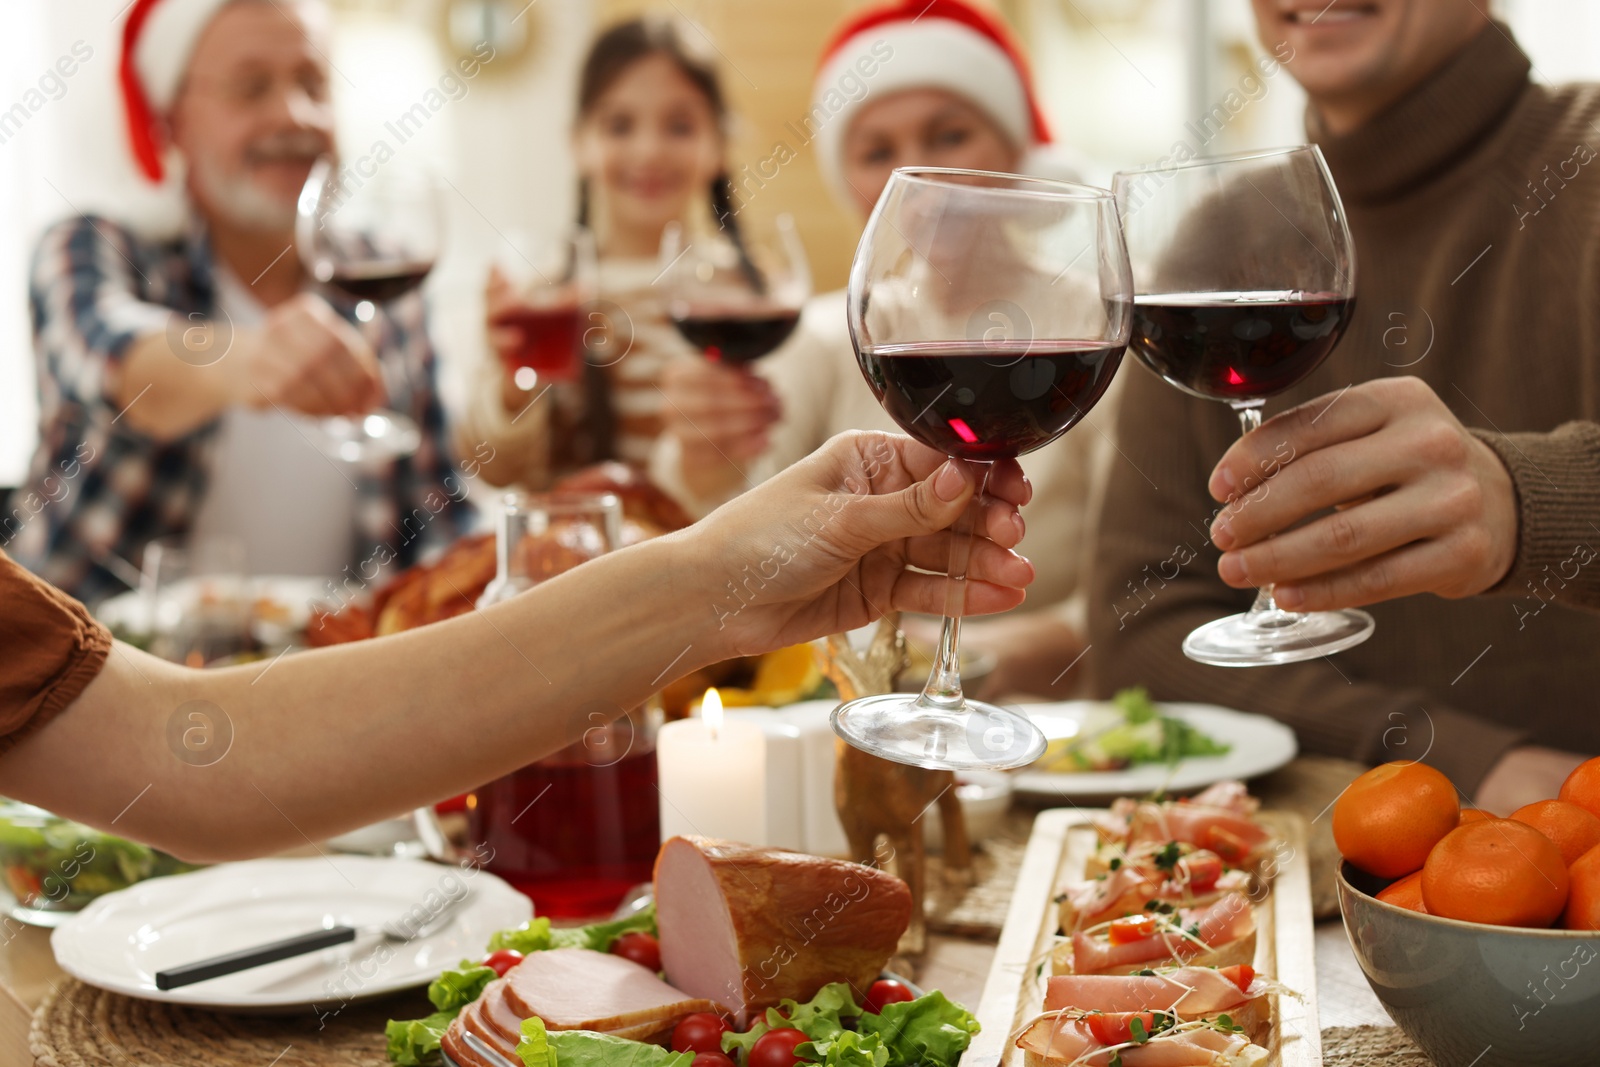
(384, 1010, 455, 1066)
(427, 960, 496, 1013)
(487, 917, 554, 954)
(722, 981, 863, 1060)
(547, 903, 657, 953)
(858, 991, 980, 1067)
(517, 1016, 694, 1067)
(797, 1030, 889, 1067)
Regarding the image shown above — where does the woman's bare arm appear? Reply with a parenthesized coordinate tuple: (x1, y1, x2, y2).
(0, 433, 1032, 862)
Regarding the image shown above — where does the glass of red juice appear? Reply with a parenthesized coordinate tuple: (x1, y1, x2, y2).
(489, 228, 596, 387)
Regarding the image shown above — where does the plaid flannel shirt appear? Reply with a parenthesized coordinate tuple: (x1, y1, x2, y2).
(4, 213, 473, 604)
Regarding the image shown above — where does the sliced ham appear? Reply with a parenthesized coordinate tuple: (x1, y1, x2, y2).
(460, 994, 521, 1059)
(1128, 806, 1271, 866)
(1016, 1014, 1267, 1066)
(1092, 783, 1271, 869)
(500, 947, 720, 1035)
(477, 980, 524, 1045)
(1045, 967, 1255, 1015)
(441, 1015, 498, 1067)
(1069, 894, 1257, 975)
(654, 836, 911, 1026)
(1058, 850, 1248, 933)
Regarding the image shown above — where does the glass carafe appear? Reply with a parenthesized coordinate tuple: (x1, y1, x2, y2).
(468, 492, 661, 918)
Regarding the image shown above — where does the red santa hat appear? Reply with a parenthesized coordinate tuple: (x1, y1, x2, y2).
(810, 0, 1055, 203)
(120, 0, 235, 182)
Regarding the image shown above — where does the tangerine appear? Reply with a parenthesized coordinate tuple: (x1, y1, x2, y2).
(1421, 820, 1569, 927)
(1563, 843, 1600, 931)
(1510, 799, 1600, 866)
(1332, 761, 1460, 878)
(1459, 807, 1492, 825)
(1559, 757, 1600, 820)
(1375, 870, 1427, 913)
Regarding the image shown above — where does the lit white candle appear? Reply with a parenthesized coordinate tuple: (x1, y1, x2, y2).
(657, 689, 768, 845)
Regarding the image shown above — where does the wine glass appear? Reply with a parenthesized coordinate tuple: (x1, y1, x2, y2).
(1112, 145, 1371, 666)
(295, 157, 443, 463)
(490, 229, 598, 392)
(661, 213, 811, 365)
(832, 167, 1132, 771)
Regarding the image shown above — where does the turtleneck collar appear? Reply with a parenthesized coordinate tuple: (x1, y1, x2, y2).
(1307, 22, 1531, 206)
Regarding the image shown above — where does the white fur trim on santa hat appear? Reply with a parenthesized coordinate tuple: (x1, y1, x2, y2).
(810, 19, 1033, 206)
(134, 0, 235, 112)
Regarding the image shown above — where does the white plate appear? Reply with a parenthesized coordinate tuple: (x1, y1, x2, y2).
(98, 575, 331, 643)
(51, 856, 529, 1011)
(1009, 700, 1297, 800)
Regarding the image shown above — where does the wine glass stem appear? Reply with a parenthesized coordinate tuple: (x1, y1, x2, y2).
(1230, 403, 1292, 622)
(917, 460, 993, 712)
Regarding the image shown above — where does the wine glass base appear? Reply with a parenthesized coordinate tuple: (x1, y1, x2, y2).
(1183, 607, 1375, 667)
(830, 693, 1047, 771)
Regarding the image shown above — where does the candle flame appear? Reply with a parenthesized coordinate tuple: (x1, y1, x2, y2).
(702, 687, 723, 741)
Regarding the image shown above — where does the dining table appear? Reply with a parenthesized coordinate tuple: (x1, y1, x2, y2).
(0, 755, 1423, 1066)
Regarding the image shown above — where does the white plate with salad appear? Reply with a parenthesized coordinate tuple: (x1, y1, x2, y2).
(1010, 689, 1297, 799)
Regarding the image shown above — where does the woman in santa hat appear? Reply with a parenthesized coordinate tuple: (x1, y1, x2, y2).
(650, 0, 1110, 700)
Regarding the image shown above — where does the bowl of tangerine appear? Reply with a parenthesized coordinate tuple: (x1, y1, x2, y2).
(1335, 758, 1600, 1067)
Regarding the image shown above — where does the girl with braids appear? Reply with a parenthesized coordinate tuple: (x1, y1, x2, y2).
(457, 16, 764, 489)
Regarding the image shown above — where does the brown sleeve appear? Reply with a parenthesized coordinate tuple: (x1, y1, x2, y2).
(1087, 365, 1526, 793)
(0, 550, 113, 754)
(1471, 423, 1600, 610)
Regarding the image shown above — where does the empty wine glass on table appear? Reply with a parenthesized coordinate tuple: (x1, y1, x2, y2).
(295, 157, 443, 463)
(489, 229, 598, 392)
(1112, 144, 1369, 666)
(660, 213, 811, 366)
(832, 168, 1132, 771)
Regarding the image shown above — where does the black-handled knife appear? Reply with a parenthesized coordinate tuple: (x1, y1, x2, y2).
(155, 926, 357, 990)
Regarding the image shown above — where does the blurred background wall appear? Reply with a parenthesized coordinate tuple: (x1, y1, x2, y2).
(1, 0, 1596, 488)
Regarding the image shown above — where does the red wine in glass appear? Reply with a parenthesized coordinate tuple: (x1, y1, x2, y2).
(672, 307, 802, 365)
(1130, 291, 1354, 402)
(492, 304, 585, 381)
(326, 259, 434, 304)
(859, 339, 1124, 461)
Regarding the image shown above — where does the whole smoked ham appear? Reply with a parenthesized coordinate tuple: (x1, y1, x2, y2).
(654, 836, 911, 1025)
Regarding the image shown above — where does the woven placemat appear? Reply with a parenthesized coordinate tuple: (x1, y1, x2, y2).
(924, 810, 1034, 937)
(1322, 1025, 1431, 1065)
(30, 978, 422, 1067)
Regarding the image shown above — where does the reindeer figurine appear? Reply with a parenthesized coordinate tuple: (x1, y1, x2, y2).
(822, 614, 973, 956)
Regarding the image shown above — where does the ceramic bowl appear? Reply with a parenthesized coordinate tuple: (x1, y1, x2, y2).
(1338, 861, 1600, 1067)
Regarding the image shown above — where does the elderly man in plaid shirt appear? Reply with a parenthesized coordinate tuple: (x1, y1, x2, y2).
(4, 0, 474, 604)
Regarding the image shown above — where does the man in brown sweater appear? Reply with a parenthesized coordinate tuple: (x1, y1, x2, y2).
(1092, 3, 1600, 811)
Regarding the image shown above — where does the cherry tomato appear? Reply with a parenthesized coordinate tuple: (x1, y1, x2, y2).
(672, 1013, 732, 1054)
(1220, 963, 1255, 994)
(610, 931, 662, 972)
(1179, 853, 1223, 890)
(1204, 825, 1251, 865)
(1086, 1011, 1160, 1046)
(691, 1054, 735, 1067)
(480, 949, 524, 977)
(1107, 915, 1159, 944)
(862, 978, 916, 1015)
(748, 1027, 810, 1067)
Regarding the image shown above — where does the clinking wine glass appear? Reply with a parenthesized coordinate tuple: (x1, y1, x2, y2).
(1112, 144, 1371, 666)
(661, 213, 811, 365)
(295, 157, 443, 463)
(832, 167, 1133, 771)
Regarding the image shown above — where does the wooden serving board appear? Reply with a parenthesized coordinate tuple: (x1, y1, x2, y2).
(960, 809, 1320, 1067)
